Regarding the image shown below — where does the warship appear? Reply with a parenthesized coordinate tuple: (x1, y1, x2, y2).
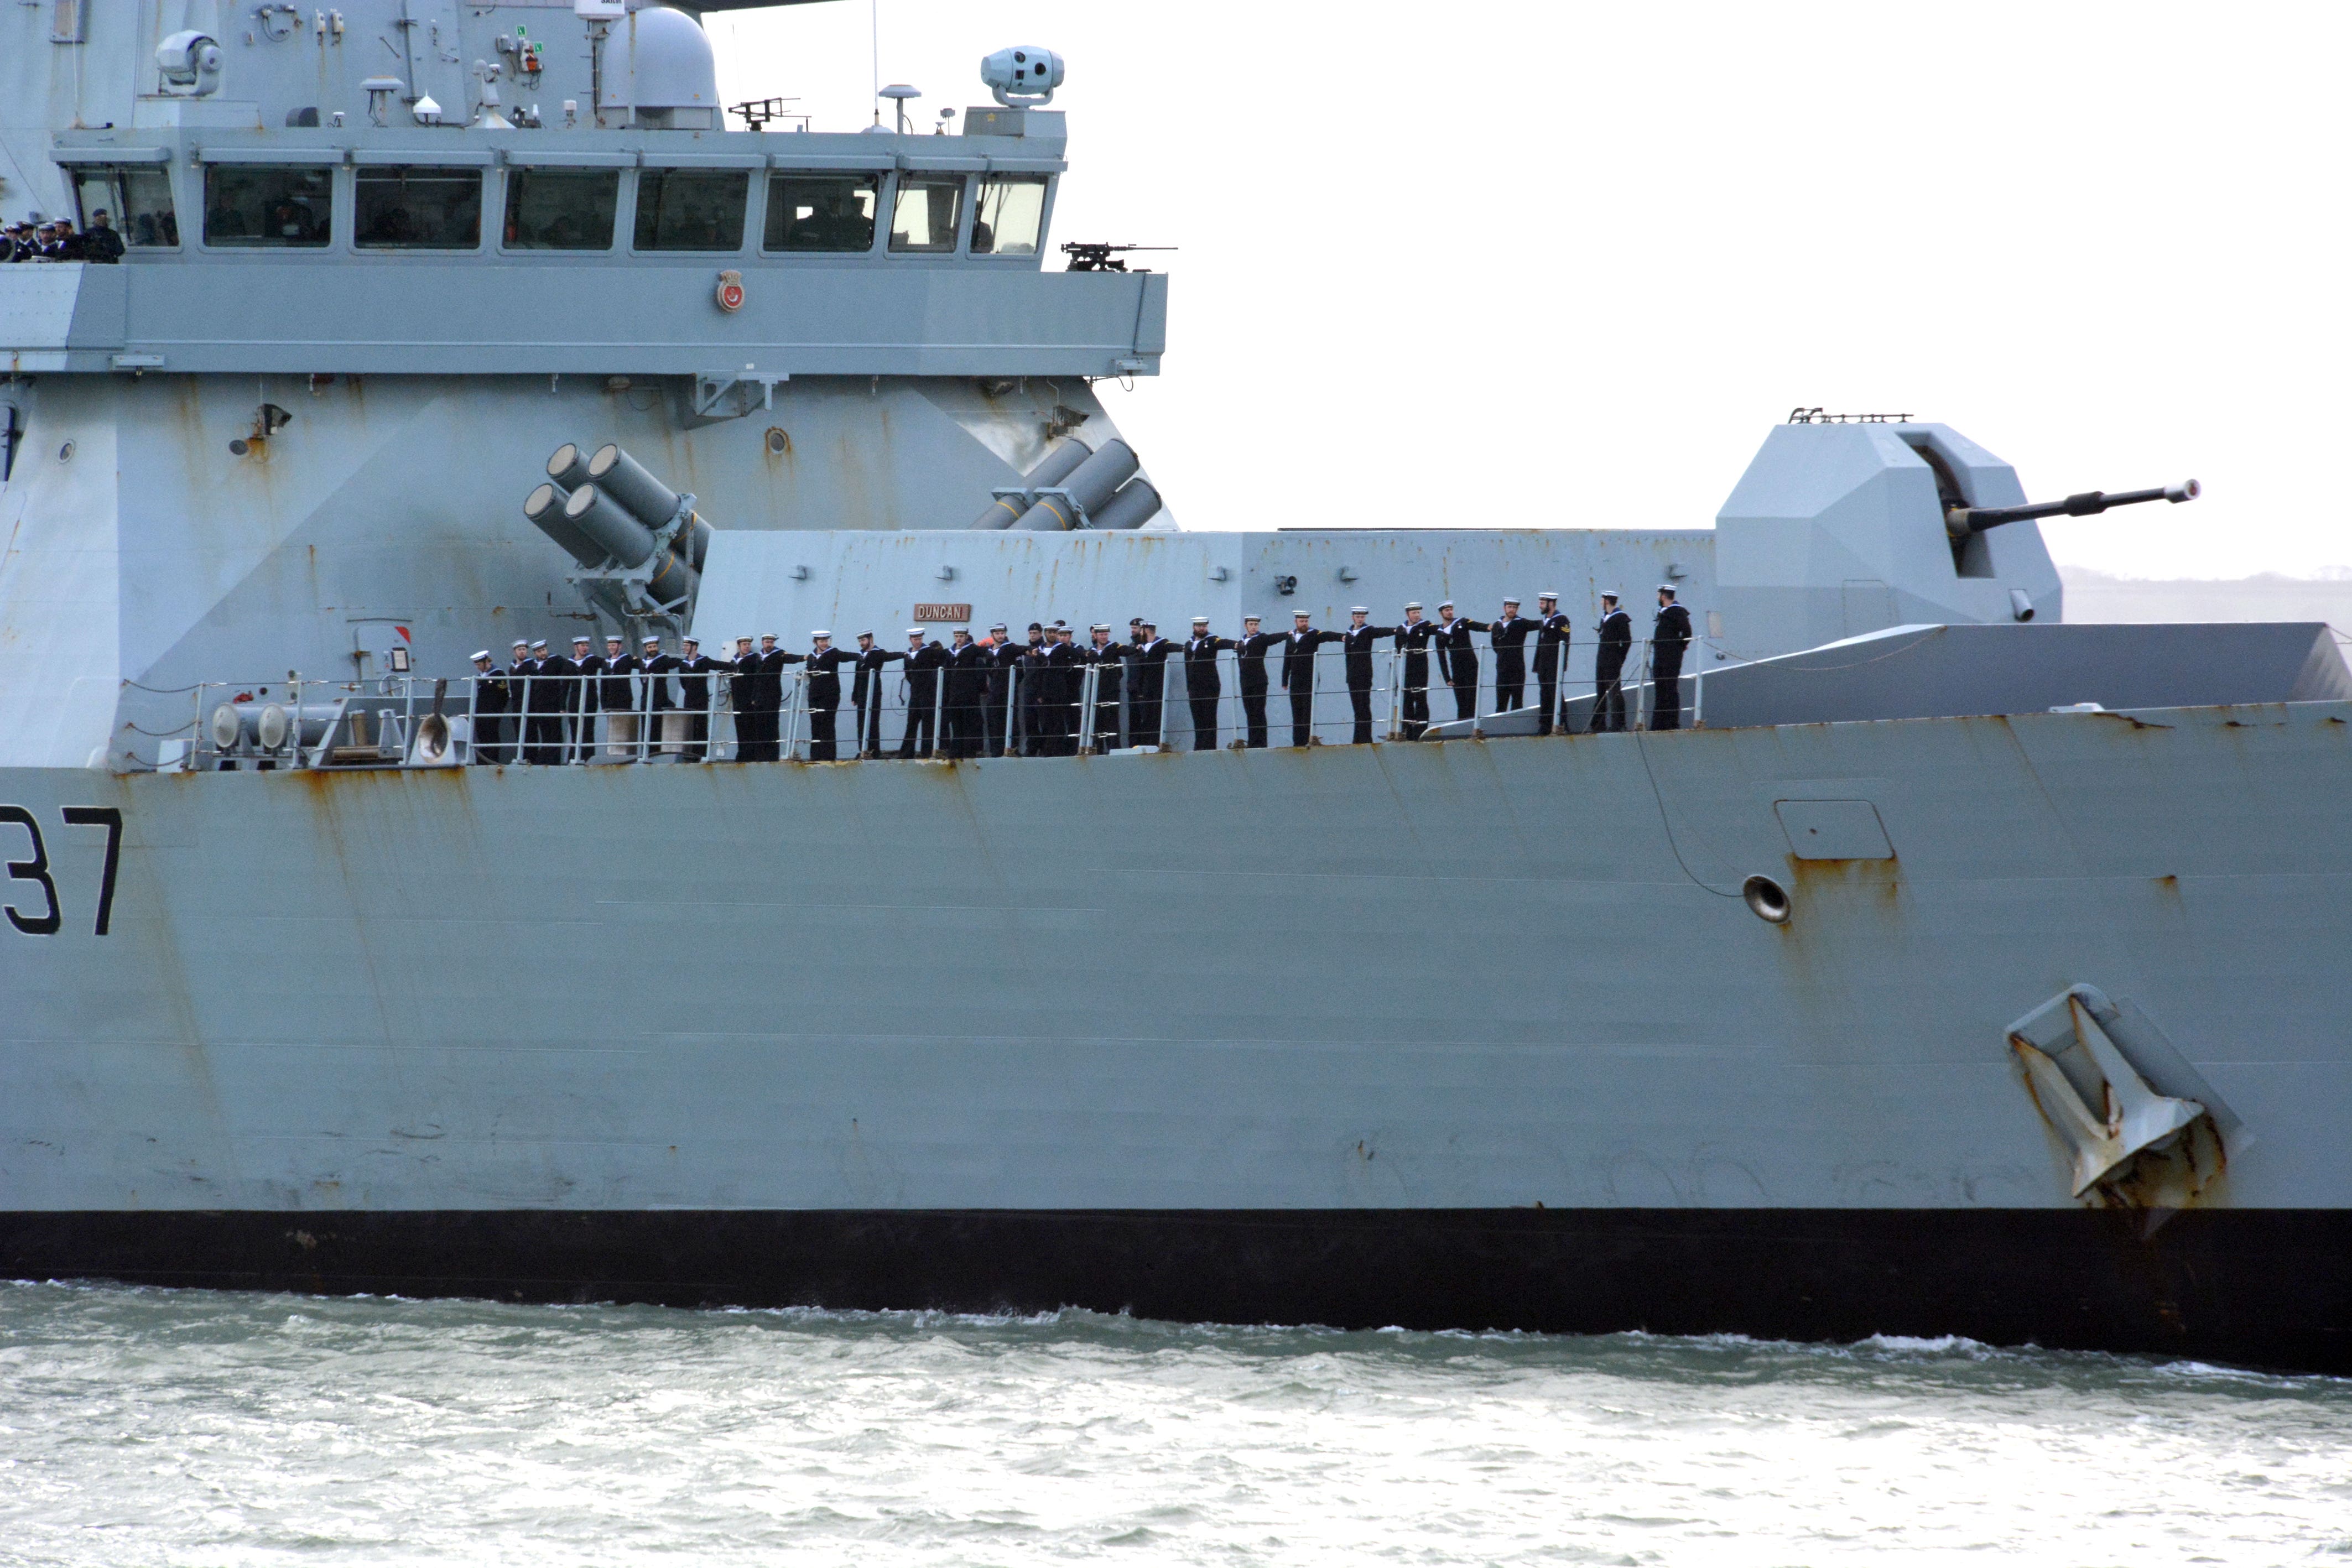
(5, 0, 2351, 1373)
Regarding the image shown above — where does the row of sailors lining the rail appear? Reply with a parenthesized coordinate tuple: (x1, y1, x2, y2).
(463, 588, 1697, 764)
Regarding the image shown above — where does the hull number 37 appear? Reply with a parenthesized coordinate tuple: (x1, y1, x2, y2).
(1, 806, 122, 937)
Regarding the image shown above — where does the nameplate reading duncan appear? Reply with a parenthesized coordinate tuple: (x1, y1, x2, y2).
(913, 603, 972, 623)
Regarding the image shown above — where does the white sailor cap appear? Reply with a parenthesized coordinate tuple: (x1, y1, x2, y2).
(571, 634, 591, 644)
(811, 629, 832, 639)
(470, 649, 493, 661)
(1437, 600, 1456, 611)
(857, 629, 875, 638)
(906, 627, 924, 636)
(1657, 582, 1677, 593)
(1502, 596, 1521, 605)
(735, 634, 753, 643)
(1091, 623, 1111, 632)
(1350, 605, 1369, 614)
(610, 633, 628, 643)
(642, 634, 662, 645)
(1600, 588, 1622, 600)
(530, 638, 550, 650)
(1403, 601, 1423, 611)
(512, 639, 530, 649)
(682, 635, 700, 646)
(1538, 590, 1560, 600)
(761, 632, 780, 640)
(1192, 614, 1210, 624)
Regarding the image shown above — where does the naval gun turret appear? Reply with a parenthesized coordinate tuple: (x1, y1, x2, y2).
(1944, 478, 2200, 538)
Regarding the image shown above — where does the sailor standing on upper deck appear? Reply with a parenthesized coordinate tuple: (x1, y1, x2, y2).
(1233, 614, 1282, 748)
(851, 631, 903, 758)
(1183, 617, 1235, 752)
(897, 630, 948, 758)
(1086, 624, 1126, 751)
(1533, 593, 1571, 734)
(1394, 603, 1435, 740)
(1279, 612, 1345, 747)
(753, 633, 792, 761)
(564, 635, 597, 761)
(1487, 598, 1538, 713)
(802, 632, 856, 762)
(1131, 622, 1179, 748)
(523, 639, 565, 764)
(1649, 586, 1694, 731)
(1591, 593, 1631, 732)
(1340, 608, 1399, 744)
(677, 637, 723, 762)
(469, 650, 510, 765)
(728, 636, 759, 760)
(1432, 603, 1490, 723)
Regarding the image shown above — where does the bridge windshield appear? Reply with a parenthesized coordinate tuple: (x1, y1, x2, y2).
(971, 175, 1046, 256)
(70, 167, 178, 247)
(763, 173, 880, 252)
(355, 168, 482, 250)
(889, 175, 963, 253)
(503, 169, 620, 251)
(633, 169, 749, 252)
(203, 166, 331, 247)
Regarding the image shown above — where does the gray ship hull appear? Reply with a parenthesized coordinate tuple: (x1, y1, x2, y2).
(4, 704, 2348, 1367)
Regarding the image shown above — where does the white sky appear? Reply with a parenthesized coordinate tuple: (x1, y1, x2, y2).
(704, 1, 2350, 580)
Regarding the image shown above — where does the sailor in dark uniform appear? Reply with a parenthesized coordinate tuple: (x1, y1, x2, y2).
(851, 631, 901, 758)
(606, 639, 647, 758)
(1338, 607, 1399, 743)
(1182, 616, 1235, 752)
(981, 622, 1017, 757)
(1432, 602, 1490, 723)
(540, 638, 585, 763)
(897, 630, 947, 757)
(1533, 592, 1570, 734)
(520, 639, 561, 763)
(1591, 592, 1632, 733)
(1281, 611, 1342, 746)
(674, 636, 720, 761)
(1131, 621, 1179, 747)
(639, 635, 684, 756)
(584, 635, 623, 757)
(1086, 623, 1126, 751)
(1649, 585, 1694, 731)
(1393, 603, 1435, 740)
(944, 627, 989, 758)
(1051, 622, 1087, 754)
(788, 631, 844, 762)
(564, 635, 597, 760)
(753, 633, 792, 760)
(727, 635, 759, 759)
(1232, 614, 1282, 748)
(1488, 598, 1537, 713)
(469, 649, 510, 764)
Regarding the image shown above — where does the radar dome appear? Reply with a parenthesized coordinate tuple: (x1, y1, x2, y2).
(600, 7, 718, 127)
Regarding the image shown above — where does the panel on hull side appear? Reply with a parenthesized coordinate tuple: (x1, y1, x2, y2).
(3, 1207, 2348, 1374)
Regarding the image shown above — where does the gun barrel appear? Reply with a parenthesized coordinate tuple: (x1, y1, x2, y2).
(1945, 478, 2199, 538)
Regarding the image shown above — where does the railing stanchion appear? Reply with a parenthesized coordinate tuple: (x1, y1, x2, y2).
(1079, 664, 1100, 754)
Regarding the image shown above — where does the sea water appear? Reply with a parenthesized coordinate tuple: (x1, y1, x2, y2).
(1, 1280, 2347, 1565)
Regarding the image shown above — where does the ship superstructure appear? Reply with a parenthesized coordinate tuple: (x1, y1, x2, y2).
(4, 2, 2350, 1373)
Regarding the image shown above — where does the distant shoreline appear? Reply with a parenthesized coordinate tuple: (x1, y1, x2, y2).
(2059, 566, 2352, 626)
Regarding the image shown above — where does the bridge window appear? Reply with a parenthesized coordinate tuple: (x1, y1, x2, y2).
(202, 165, 330, 247)
(503, 169, 618, 251)
(971, 175, 1047, 256)
(633, 169, 748, 252)
(763, 173, 879, 252)
(70, 166, 178, 247)
(888, 175, 964, 253)
(355, 166, 482, 249)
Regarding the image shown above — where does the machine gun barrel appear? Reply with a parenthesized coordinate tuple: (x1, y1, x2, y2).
(1945, 478, 2199, 539)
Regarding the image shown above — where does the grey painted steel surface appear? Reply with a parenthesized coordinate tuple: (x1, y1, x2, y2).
(1, 702, 2344, 1217)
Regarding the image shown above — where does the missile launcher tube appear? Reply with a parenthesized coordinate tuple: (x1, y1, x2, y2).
(1088, 477, 1164, 531)
(588, 442, 685, 530)
(971, 437, 1095, 529)
(1018, 439, 1139, 530)
(523, 481, 607, 569)
(562, 483, 658, 568)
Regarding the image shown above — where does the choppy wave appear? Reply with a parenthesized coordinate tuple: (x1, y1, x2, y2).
(2, 1279, 2349, 1566)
